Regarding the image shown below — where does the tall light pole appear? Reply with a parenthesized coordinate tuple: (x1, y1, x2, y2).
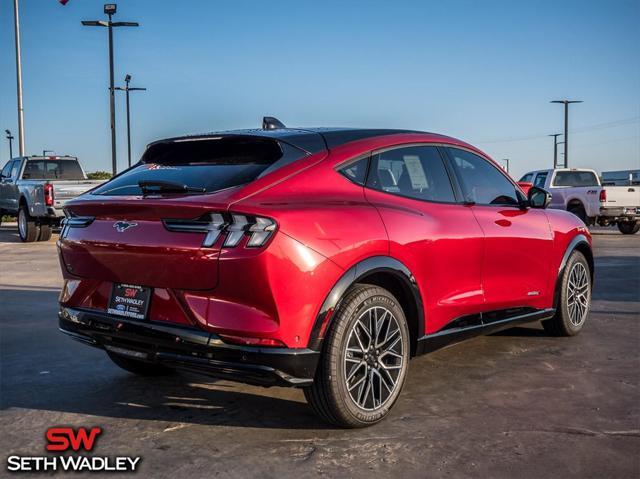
(12, 0, 25, 156)
(551, 100, 582, 168)
(548, 133, 562, 168)
(114, 74, 146, 168)
(82, 4, 139, 175)
(5, 130, 14, 160)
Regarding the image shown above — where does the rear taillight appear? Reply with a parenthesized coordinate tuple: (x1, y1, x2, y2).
(599, 189, 607, 202)
(163, 212, 276, 248)
(44, 183, 54, 206)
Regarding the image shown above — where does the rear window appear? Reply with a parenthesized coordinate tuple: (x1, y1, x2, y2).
(553, 171, 599, 187)
(91, 137, 308, 196)
(21, 159, 85, 180)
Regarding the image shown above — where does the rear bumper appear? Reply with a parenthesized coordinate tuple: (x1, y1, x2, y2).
(58, 307, 319, 387)
(599, 207, 639, 220)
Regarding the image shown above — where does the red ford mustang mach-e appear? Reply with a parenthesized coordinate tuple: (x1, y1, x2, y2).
(57, 119, 593, 427)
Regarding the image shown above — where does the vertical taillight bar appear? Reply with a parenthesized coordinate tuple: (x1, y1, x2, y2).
(44, 183, 54, 206)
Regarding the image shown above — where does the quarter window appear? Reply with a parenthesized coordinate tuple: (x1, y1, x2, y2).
(338, 157, 369, 186)
(366, 146, 456, 203)
(447, 148, 519, 206)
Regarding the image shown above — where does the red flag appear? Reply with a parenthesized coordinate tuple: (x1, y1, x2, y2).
(59, 0, 70, 5)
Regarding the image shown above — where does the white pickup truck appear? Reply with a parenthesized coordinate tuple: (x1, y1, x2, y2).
(519, 168, 602, 225)
(0, 156, 105, 242)
(598, 170, 640, 234)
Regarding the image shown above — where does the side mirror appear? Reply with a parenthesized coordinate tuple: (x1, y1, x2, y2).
(528, 186, 551, 209)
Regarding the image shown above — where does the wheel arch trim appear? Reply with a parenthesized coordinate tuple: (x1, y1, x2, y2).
(553, 234, 593, 310)
(308, 256, 424, 352)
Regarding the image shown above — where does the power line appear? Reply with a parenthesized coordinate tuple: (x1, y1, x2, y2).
(475, 116, 640, 144)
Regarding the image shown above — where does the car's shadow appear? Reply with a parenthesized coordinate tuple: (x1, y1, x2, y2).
(0, 288, 329, 430)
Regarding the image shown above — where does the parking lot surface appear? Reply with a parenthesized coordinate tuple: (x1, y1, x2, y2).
(1, 224, 638, 478)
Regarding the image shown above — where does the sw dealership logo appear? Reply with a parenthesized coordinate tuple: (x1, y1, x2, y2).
(6, 427, 141, 473)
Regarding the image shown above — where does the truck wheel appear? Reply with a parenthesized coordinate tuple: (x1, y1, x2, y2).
(304, 284, 410, 428)
(567, 205, 587, 224)
(18, 206, 39, 242)
(618, 221, 640, 235)
(107, 352, 174, 376)
(542, 250, 591, 337)
(38, 224, 52, 241)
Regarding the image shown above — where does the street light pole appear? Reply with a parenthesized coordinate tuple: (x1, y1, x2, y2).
(12, 0, 25, 156)
(114, 74, 146, 168)
(548, 133, 562, 168)
(551, 100, 582, 168)
(5, 130, 14, 160)
(82, 4, 139, 176)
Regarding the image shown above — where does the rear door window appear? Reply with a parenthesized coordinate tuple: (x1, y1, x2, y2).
(92, 137, 308, 196)
(533, 172, 548, 188)
(552, 171, 599, 187)
(367, 146, 456, 202)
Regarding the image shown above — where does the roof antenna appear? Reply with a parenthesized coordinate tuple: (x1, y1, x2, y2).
(262, 116, 286, 130)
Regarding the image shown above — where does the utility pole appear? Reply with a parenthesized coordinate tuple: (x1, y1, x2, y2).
(82, 4, 139, 175)
(114, 74, 146, 168)
(551, 100, 582, 168)
(5, 130, 14, 160)
(548, 133, 562, 168)
(12, 0, 25, 156)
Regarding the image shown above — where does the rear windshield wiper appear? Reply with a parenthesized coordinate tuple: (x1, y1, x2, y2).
(138, 180, 206, 195)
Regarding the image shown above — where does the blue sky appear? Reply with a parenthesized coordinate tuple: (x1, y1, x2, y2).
(0, 0, 638, 178)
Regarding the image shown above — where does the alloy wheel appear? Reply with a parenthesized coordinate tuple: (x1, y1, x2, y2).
(567, 262, 590, 327)
(343, 306, 404, 411)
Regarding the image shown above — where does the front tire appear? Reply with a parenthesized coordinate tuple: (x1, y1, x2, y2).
(18, 206, 39, 242)
(618, 221, 639, 235)
(304, 284, 410, 428)
(542, 251, 591, 336)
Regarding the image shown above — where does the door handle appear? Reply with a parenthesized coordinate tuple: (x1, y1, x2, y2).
(495, 219, 511, 227)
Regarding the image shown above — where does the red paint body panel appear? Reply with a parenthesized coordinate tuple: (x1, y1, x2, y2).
(57, 129, 591, 350)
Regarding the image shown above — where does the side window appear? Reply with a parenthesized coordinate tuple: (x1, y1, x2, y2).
(1, 161, 13, 178)
(519, 173, 533, 183)
(10, 160, 21, 179)
(533, 172, 548, 188)
(366, 146, 456, 202)
(447, 148, 519, 206)
(338, 157, 369, 186)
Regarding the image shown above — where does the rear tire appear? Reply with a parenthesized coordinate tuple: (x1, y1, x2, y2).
(38, 224, 52, 241)
(567, 205, 587, 224)
(107, 352, 174, 376)
(18, 206, 39, 242)
(304, 284, 410, 428)
(617, 221, 639, 235)
(542, 251, 591, 336)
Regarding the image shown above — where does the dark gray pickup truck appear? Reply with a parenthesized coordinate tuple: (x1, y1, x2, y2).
(0, 156, 105, 242)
